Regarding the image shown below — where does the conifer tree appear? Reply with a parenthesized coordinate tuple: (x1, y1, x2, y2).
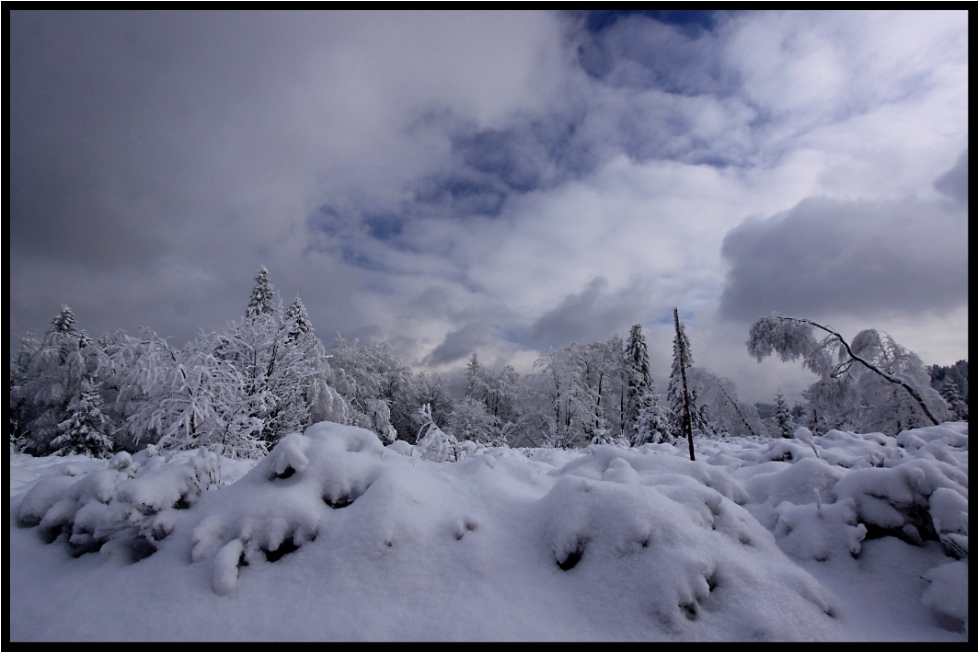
(774, 389, 794, 438)
(50, 304, 78, 335)
(221, 269, 328, 447)
(50, 382, 114, 457)
(667, 318, 694, 441)
(284, 296, 313, 342)
(465, 352, 482, 399)
(280, 294, 349, 432)
(246, 266, 277, 319)
(623, 324, 664, 445)
(9, 306, 104, 454)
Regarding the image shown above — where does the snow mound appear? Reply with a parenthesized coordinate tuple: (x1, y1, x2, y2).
(537, 451, 837, 635)
(10, 421, 968, 639)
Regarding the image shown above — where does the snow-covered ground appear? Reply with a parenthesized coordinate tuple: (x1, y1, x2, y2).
(8, 421, 968, 642)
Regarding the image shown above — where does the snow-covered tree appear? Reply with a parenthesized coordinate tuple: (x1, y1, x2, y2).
(50, 304, 78, 336)
(667, 317, 695, 441)
(465, 352, 483, 399)
(119, 336, 179, 442)
(802, 376, 853, 434)
(217, 315, 313, 446)
(463, 354, 526, 445)
(50, 381, 114, 458)
(284, 296, 313, 342)
(445, 396, 497, 445)
(686, 367, 764, 438)
(94, 328, 160, 451)
(123, 331, 267, 459)
(219, 275, 334, 447)
(281, 302, 352, 429)
(414, 372, 454, 429)
(9, 330, 42, 448)
(845, 330, 949, 433)
(623, 325, 666, 445)
(532, 345, 595, 448)
(576, 337, 625, 442)
(626, 402, 670, 447)
(937, 382, 968, 422)
(246, 266, 278, 319)
(930, 360, 968, 421)
(329, 337, 415, 442)
(747, 313, 949, 433)
(774, 390, 794, 439)
(9, 306, 104, 454)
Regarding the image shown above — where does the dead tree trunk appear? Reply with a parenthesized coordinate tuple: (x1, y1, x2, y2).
(674, 308, 696, 461)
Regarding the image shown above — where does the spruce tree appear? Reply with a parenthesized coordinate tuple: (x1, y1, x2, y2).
(50, 305, 78, 335)
(284, 296, 313, 342)
(667, 319, 694, 440)
(50, 382, 114, 457)
(774, 389, 793, 438)
(10, 306, 103, 453)
(246, 266, 277, 319)
(623, 324, 662, 445)
(465, 352, 482, 400)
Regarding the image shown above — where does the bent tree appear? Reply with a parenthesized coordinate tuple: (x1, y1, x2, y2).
(746, 313, 943, 428)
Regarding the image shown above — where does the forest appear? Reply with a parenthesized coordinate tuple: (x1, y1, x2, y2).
(9, 267, 968, 461)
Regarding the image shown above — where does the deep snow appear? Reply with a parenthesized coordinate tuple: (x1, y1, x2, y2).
(8, 421, 969, 642)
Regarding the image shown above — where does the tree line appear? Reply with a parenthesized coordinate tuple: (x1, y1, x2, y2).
(9, 268, 965, 460)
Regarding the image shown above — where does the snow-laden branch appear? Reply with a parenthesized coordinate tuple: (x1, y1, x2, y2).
(747, 313, 941, 427)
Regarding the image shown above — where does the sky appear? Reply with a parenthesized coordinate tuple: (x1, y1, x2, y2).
(7, 10, 969, 404)
(8, 420, 969, 641)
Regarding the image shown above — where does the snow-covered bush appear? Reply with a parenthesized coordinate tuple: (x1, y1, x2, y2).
(16, 447, 224, 558)
(415, 403, 461, 462)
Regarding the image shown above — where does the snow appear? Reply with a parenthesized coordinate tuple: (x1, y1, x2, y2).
(8, 421, 968, 642)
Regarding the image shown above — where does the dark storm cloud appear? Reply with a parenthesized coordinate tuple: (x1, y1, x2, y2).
(8, 10, 341, 344)
(933, 148, 968, 205)
(718, 196, 968, 322)
(528, 277, 650, 348)
(425, 323, 495, 366)
(7, 11, 173, 269)
(13, 10, 554, 345)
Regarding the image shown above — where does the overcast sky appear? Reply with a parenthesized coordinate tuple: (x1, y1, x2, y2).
(8, 10, 969, 403)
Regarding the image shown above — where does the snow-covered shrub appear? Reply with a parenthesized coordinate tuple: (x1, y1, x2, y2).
(833, 458, 968, 548)
(15, 448, 223, 557)
(772, 497, 867, 561)
(415, 404, 461, 462)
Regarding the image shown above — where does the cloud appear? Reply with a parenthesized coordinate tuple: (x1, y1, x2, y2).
(528, 277, 648, 348)
(425, 323, 495, 367)
(8, 10, 567, 347)
(934, 149, 968, 205)
(718, 196, 968, 322)
(8, 10, 969, 408)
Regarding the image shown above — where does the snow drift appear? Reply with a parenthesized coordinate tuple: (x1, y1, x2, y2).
(10, 421, 969, 641)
